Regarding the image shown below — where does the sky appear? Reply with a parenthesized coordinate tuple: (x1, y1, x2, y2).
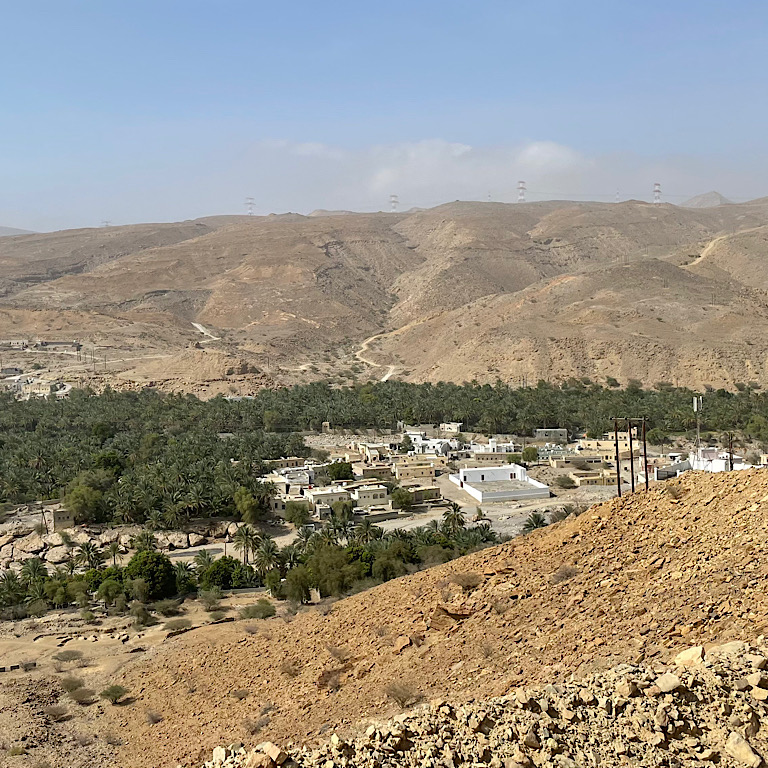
(1, 0, 767, 231)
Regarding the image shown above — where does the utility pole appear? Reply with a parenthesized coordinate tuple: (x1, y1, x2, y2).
(642, 417, 649, 491)
(694, 396, 702, 459)
(728, 432, 734, 470)
(613, 418, 622, 498)
(627, 418, 636, 493)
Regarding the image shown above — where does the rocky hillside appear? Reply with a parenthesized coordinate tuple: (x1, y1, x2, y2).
(207, 639, 768, 768)
(106, 469, 768, 767)
(3, 199, 768, 389)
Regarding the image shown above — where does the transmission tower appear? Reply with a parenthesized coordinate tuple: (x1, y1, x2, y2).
(389, 194, 399, 212)
(653, 182, 662, 205)
(101, 220, 111, 227)
(517, 181, 526, 203)
(245, 197, 255, 216)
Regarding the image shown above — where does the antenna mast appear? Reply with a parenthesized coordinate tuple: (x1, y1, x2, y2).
(653, 182, 662, 205)
(245, 197, 255, 216)
(517, 181, 526, 203)
(389, 194, 399, 213)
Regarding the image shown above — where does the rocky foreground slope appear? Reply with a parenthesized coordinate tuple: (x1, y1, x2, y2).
(207, 639, 768, 768)
(108, 470, 768, 768)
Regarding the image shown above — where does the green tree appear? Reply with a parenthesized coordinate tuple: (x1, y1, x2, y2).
(522, 512, 548, 533)
(390, 488, 413, 511)
(521, 446, 539, 463)
(199, 556, 239, 590)
(96, 578, 123, 606)
(327, 462, 354, 481)
(123, 551, 175, 600)
(284, 501, 311, 527)
(285, 564, 312, 604)
(232, 524, 261, 565)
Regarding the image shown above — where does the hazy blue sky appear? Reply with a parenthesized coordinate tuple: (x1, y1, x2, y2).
(2, 1, 767, 230)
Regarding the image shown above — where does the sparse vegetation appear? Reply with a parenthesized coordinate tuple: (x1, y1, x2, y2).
(279, 659, 302, 677)
(239, 599, 276, 619)
(53, 649, 83, 663)
(522, 512, 548, 533)
(43, 704, 69, 722)
(69, 687, 95, 705)
(146, 710, 164, 724)
(100, 684, 129, 704)
(164, 618, 191, 631)
(551, 564, 578, 584)
(449, 572, 482, 592)
(61, 675, 85, 693)
(385, 681, 422, 708)
(198, 587, 223, 611)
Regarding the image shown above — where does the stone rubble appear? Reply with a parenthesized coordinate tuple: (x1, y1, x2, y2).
(203, 641, 768, 768)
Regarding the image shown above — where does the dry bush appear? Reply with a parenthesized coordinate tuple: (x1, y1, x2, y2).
(53, 649, 83, 663)
(20, 660, 36, 672)
(8, 746, 27, 756)
(61, 675, 84, 693)
(242, 716, 269, 736)
(279, 659, 301, 678)
(480, 641, 495, 659)
(385, 681, 422, 708)
(260, 701, 275, 716)
(230, 689, 250, 701)
(69, 688, 95, 705)
(164, 618, 191, 631)
(75, 733, 93, 746)
(43, 704, 69, 722)
(208, 610, 226, 621)
(243, 625, 259, 635)
(491, 599, 510, 615)
(146, 710, 164, 725)
(325, 644, 351, 663)
(551, 564, 578, 584)
(75, 657, 90, 668)
(315, 600, 336, 616)
(449, 572, 482, 592)
(102, 731, 123, 746)
(374, 624, 391, 637)
(100, 684, 129, 705)
(666, 483, 685, 499)
(52, 660, 64, 673)
(317, 669, 343, 691)
(152, 599, 183, 617)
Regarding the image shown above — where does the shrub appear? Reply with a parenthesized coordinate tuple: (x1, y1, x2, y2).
(449, 572, 482, 592)
(317, 669, 342, 691)
(230, 689, 250, 701)
(27, 599, 49, 617)
(199, 556, 239, 590)
(326, 644, 351, 663)
(239, 599, 276, 620)
(385, 681, 421, 708)
(164, 618, 191, 631)
(551, 564, 578, 584)
(61, 675, 85, 693)
(129, 601, 152, 628)
(666, 482, 685, 499)
(8, 746, 27, 756)
(53, 649, 83, 663)
(103, 731, 123, 746)
(80, 610, 96, 622)
(209, 610, 226, 621)
(43, 704, 69, 722)
(100, 684, 129, 704)
(69, 687, 95, 705)
(198, 587, 223, 611)
(242, 716, 269, 736)
(152, 598, 183, 616)
(554, 476, 576, 489)
(285, 565, 312, 604)
(123, 550, 175, 600)
(279, 659, 301, 678)
(146, 710, 164, 724)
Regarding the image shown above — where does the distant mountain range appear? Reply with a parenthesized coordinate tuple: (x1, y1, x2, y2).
(0, 226, 35, 237)
(3, 197, 768, 393)
(681, 191, 734, 208)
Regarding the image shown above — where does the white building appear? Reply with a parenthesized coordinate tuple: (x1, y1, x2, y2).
(655, 448, 756, 480)
(439, 422, 464, 434)
(449, 464, 550, 503)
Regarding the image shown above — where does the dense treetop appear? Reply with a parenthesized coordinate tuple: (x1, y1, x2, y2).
(2, 379, 767, 512)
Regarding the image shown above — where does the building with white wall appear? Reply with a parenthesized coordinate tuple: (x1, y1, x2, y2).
(449, 464, 549, 502)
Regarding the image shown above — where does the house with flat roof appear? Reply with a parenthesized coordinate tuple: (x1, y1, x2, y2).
(449, 464, 549, 502)
(350, 485, 390, 508)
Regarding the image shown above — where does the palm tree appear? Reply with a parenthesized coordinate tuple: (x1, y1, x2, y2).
(193, 549, 215, 573)
(354, 518, 383, 544)
(280, 544, 301, 570)
(295, 526, 315, 553)
(107, 541, 121, 567)
(522, 512, 548, 533)
(173, 561, 194, 593)
(233, 524, 260, 565)
(252, 536, 279, 578)
(146, 509, 164, 531)
(131, 530, 157, 552)
(76, 542, 105, 571)
(21, 557, 48, 585)
(442, 503, 466, 536)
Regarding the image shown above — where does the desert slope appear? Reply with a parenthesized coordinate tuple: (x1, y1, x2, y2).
(4, 199, 768, 389)
(108, 470, 768, 767)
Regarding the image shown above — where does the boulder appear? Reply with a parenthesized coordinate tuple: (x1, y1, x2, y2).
(71, 531, 91, 545)
(44, 546, 71, 564)
(188, 532, 207, 547)
(0, 533, 16, 548)
(15, 533, 45, 554)
(655, 673, 682, 693)
(393, 635, 412, 654)
(42, 532, 64, 547)
(98, 529, 120, 545)
(211, 745, 229, 765)
(227, 522, 240, 537)
(725, 732, 762, 768)
(674, 645, 705, 667)
(166, 532, 189, 550)
(0, 544, 14, 560)
(244, 752, 274, 768)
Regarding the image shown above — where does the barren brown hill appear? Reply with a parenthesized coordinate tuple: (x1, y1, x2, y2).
(3, 199, 768, 390)
(106, 469, 768, 768)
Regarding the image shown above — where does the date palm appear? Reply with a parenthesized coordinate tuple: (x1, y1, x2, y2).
(76, 542, 105, 571)
(107, 541, 121, 567)
(21, 557, 48, 585)
(442, 503, 466, 536)
(232, 524, 260, 565)
(193, 549, 215, 573)
(252, 536, 279, 578)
